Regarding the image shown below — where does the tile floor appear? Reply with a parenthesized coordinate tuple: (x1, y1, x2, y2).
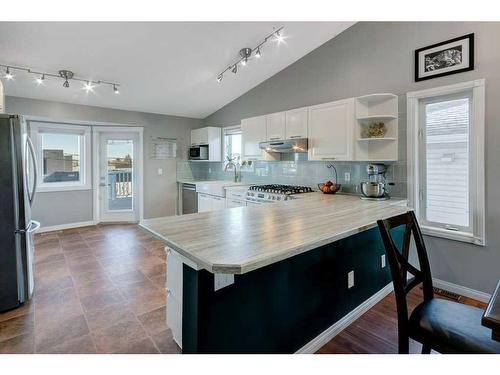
(0, 224, 180, 354)
(0, 224, 486, 354)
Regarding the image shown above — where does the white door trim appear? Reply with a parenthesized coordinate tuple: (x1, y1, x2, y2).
(92, 126, 144, 224)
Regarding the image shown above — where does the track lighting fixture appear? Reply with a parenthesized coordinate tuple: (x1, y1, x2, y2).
(5, 67, 13, 80)
(36, 74, 45, 85)
(216, 26, 284, 83)
(275, 30, 284, 43)
(0, 63, 121, 95)
(83, 80, 95, 92)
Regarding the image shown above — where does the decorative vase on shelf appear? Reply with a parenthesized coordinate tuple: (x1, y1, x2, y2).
(362, 122, 387, 138)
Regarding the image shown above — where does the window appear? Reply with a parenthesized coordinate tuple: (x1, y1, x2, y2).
(407, 80, 485, 245)
(30, 122, 91, 192)
(223, 125, 242, 164)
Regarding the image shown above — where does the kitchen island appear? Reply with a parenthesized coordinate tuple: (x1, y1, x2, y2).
(141, 194, 409, 353)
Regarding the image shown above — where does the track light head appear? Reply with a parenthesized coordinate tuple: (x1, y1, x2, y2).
(255, 48, 261, 58)
(59, 70, 74, 88)
(5, 67, 13, 80)
(36, 74, 45, 85)
(113, 84, 119, 94)
(83, 81, 95, 92)
(241, 59, 247, 66)
(217, 74, 223, 83)
(231, 65, 237, 74)
(275, 30, 284, 43)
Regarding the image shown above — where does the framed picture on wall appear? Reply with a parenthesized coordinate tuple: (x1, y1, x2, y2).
(415, 33, 474, 81)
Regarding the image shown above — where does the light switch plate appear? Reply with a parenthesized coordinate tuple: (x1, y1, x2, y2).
(381, 254, 386, 268)
(344, 172, 351, 182)
(157, 168, 163, 175)
(348, 270, 355, 289)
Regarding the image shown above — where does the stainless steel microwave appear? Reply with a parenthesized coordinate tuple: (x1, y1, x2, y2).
(189, 145, 209, 160)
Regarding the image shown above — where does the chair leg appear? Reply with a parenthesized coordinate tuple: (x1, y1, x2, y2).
(398, 334, 409, 354)
(421, 344, 431, 354)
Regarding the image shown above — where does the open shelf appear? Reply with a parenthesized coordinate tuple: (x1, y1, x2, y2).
(357, 137, 396, 141)
(354, 93, 398, 161)
(356, 115, 398, 121)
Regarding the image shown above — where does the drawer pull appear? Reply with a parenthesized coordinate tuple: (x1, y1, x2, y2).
(289, 135, 302, 138)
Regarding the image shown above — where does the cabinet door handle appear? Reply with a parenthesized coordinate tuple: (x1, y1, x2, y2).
(321, 157, 336, 160)
(289, 135, 302, 139)
(269, 137, 281, 140)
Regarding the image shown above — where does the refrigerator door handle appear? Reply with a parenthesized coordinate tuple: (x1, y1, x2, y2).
(15, 220, 41, 234)
(25, 135, 38, 206)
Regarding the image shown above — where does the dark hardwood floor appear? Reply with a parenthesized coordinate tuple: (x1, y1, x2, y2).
(318, 287, 486, 354)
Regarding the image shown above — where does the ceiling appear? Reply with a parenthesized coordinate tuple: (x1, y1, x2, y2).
(0, 22, 354, 119)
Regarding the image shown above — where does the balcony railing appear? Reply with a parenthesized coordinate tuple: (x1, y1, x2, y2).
(108, 170, 132, 210)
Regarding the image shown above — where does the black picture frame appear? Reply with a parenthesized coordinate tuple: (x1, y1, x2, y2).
(415, 33, 474, 82)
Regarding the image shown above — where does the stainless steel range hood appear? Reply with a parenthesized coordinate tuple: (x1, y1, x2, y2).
(259, 138, 308, 153)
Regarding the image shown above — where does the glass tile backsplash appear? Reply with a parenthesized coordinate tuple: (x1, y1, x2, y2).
(177, 159, 407, 197)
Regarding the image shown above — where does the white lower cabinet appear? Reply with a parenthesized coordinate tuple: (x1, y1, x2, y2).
(198, 193, 225, 212)
(226, 198, 247, 208)
(166, 248, 183, 347)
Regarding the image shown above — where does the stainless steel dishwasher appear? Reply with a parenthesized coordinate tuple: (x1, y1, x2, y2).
(182, 183, 198, 214)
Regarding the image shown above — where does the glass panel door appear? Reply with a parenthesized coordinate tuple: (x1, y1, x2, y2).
(98, 132, 139, 222)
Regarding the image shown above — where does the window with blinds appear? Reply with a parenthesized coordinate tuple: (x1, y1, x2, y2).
(422, 94, 471, 230)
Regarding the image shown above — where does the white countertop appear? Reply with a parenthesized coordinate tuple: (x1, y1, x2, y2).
(141, 193, 409, 275)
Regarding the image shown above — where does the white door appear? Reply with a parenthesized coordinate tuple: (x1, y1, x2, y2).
(308, 98, 354, 161)
(98, 132, 139, 222)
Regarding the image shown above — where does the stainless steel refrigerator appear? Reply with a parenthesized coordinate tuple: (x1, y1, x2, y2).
(0, 114, 40, 312)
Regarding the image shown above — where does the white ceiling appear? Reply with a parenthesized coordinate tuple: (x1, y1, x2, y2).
(0, 22, 354, 119)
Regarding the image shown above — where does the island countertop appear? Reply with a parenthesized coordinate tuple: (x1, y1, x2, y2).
(141, 194, 409, 275)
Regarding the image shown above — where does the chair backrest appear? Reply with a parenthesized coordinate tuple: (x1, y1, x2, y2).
(377, 211, 434, 327)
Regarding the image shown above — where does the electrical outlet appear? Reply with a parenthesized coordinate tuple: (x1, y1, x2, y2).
(381, 254, 386, 268)
(348, 270, 355, 289)
(344, 172, 351, 182)
(157, 168, 163, 176)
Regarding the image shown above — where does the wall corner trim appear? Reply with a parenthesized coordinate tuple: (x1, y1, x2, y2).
(37, 220, 97, 234)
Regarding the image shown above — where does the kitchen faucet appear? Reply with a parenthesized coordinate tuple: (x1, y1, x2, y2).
(224, 157, 241, 183)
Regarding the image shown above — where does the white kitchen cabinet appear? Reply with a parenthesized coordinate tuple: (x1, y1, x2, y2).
(198, 193, 212, 212)
(226, 198, 247, 208)
(198, 193, 225, 212)
(308, 98, 355, 161)
(190, 127, 222, 161)
(266, 112, 286, 141)
(241, 115, 266, 160)
(285, 107, 308, 139)
(166, 248, 183, 347)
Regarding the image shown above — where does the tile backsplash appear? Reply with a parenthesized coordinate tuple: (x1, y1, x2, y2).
(177, 159, 407, 197)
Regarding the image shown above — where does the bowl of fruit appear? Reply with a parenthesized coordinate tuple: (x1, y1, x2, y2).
(318, 180, 341, 194)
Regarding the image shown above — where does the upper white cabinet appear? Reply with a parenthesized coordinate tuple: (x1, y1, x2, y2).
(190, 127, 222, 161)
(285, 107, 308, 139)
(308, 98, 355, 161)
(266, 112, 286, 141)
(241, 115, 266, 159)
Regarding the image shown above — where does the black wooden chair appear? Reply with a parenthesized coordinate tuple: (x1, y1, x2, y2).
(377, 211, 500, 354)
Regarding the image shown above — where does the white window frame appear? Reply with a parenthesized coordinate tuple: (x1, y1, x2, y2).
(222, 125, 242, 168)
(407, 79, 485, 246)
(30, 122, 92, 192)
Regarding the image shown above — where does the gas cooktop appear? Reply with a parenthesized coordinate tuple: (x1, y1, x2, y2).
(248, 184, 313, 195)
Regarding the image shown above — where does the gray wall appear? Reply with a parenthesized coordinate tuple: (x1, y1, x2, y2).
(6, 96, 203, 226)
(204, 22, 500, 294)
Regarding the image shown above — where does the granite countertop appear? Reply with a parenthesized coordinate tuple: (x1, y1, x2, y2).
(141, 194, 409, 275)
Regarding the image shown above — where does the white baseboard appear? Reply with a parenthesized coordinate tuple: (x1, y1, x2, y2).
(37, 220, 97, 234)
(296, 282, 394, 354)
(433, 278, 491, 303)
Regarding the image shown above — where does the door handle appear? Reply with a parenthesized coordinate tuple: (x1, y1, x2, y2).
(99, 183, 111, 187)
(25, 135, 38, 206)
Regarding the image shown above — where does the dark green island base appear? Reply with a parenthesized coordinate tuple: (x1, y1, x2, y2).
(182, 226, 403, 353)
